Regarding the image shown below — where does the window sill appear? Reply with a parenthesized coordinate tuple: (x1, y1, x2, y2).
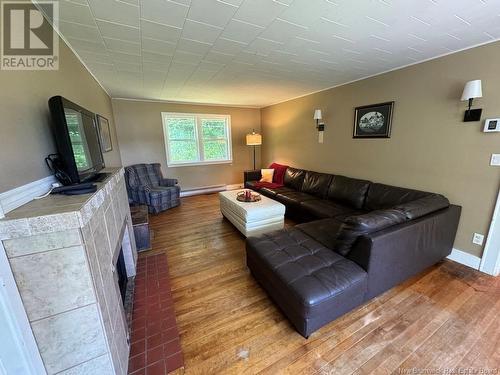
(167, 160, 233, 168)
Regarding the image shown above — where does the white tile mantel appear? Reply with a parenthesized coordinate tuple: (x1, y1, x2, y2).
(0, 167, 137, 375)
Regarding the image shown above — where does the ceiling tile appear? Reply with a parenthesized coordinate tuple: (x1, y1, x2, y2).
(67, 37, 107, 54)
(212, 37, 247, 55)
(198, 60, 225, 72)
(173, 50, 204, 64)
(204, 50, 235, 64)
(114, 61, 142, 73)
(221, 19, 264, 44)
(143, 51, 173, 65)
(140, 19, 182, 43)
(143, 59, 171, 72)
(181, 19, 223, 44)
(103, 37, 141, 55)
(88, 0, 139, 27)
(187, 0, 238, 28)
(59, 1, 95, 26)
(141, 0, 189, 29)
(110, 51, 142, 64)
(258, 18, 308, 44)
(86, 62, 115, 73)
(142, 38, 177, 56)
(96, 20, 140, 44)
(59, 21, 100, 41)
(177, 38, 213, 55)
(78, 50, 113, 65)
(234, 0, 289, 28)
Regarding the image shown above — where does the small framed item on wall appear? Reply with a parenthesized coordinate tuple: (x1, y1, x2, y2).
(353, 101, 394, 138)
(96, 114, 112, 152)
(483, 118, 500, 132)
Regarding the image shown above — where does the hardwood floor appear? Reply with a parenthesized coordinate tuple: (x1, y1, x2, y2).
(144, 193, 500, 375)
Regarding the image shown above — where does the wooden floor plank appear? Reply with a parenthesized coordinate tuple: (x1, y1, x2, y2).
(141, 193, 500, 375)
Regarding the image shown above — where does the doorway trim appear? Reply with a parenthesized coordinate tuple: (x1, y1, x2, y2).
(479, 185, 500, 276)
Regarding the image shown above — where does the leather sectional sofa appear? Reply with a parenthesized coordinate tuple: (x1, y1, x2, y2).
(244, 167, 461, 337)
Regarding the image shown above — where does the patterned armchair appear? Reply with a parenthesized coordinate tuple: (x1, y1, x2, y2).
(124, 163, 180, 214)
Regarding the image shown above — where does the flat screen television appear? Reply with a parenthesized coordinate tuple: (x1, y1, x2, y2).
(49, 96, 105, 184)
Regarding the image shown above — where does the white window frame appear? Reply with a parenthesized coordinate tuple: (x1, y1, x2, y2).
(162, 112, 232, 167)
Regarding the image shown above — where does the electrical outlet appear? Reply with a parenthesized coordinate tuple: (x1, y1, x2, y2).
(490, 154, 500, 166)
(472, 233, 484, 246)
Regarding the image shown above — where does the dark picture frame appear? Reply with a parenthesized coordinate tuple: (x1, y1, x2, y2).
(353, 101, 394, 138)
(96, 114, 112, 152)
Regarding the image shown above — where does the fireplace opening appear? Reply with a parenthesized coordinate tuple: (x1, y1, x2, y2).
(116, 248, 128, 305)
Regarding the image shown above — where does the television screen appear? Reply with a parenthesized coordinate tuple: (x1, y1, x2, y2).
(64, 108, 102, 173)
(49, 96, 105, 184)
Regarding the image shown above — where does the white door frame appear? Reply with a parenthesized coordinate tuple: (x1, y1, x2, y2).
(0, 243, 46, 374)
(480, 183, 500, 276)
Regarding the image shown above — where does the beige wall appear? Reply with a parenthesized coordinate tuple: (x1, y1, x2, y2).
(0, 38, 122, 193)
(261, 41, 500, 258)
(112, 99, 261, 190)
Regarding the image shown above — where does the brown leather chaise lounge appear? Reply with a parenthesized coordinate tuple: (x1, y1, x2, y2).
(244, 167, 461, 338)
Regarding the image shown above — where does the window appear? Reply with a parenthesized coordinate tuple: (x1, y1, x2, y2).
(162, 112, 232, 167)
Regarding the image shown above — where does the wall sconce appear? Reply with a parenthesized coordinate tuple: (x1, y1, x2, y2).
(461, 79, 482, 122)
(313, 109, 326, 143)
(313, 109, 325, 131)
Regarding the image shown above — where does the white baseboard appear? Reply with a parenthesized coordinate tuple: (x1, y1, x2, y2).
(180, 183, 244, 198)
(0, 175, 56, 219)
(447, 248, 482, 270)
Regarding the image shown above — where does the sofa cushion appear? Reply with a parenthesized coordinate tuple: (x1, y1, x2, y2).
(328, 175, 371, 209)
(394, 194, 449, 220)
(246, 228, 367, 318)
(364, 183, 429, 211)
(302, 171, 333, 198)
(296, 218, 343, 250)
(283, 167, 306, 190)
(260, 186, 294, 198)
(334, 209, 408, 256)
(245, 180, 260, 190)
(275, 191, 316, 207)
(300, 199, 358, 219)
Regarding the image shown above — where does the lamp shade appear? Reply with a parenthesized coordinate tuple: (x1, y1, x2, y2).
(461, 80, 482, 101)
(246, 132, 262, 146)
(313, 109, 322, 120)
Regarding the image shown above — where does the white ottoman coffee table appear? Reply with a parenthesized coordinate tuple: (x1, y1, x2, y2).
(219, 190, 285, 237)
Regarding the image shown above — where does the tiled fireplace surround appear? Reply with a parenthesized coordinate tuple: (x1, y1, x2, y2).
(0, 168, 136, 374)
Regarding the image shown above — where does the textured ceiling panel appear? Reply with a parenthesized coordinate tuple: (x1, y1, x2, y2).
(37, 0, 500, 107)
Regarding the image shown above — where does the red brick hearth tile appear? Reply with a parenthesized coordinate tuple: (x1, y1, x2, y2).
(164, 338, 181, 356)
(146, 345, 164, 365)
(146, 360, 166, 375)
(130, 339, 145, 357)
(146, 332, 163, 349)
(128, 353, 145, 374)
(166, 352, 184, 373)
(128, 254, 184, 374)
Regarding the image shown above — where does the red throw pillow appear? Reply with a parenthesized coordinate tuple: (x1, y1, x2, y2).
(269, 163, 288, 184)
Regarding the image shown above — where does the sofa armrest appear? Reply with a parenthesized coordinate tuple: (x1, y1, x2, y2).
(159, 178, 178, 187)
(347, 205, 461, 300)
(244, 170, 261, 183)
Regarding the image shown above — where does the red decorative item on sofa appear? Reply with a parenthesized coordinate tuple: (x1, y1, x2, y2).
(269, 163, 288, 185)
(252, 181, 283, 189)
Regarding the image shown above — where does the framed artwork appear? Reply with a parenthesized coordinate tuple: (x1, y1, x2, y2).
(353, 101, 394, 138)
(96, 114, 112, 152)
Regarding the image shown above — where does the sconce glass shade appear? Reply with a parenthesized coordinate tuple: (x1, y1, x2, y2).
(246, 132, 262, 145)
(461, 80, 482, 101)
(313, 109, 322, 120)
